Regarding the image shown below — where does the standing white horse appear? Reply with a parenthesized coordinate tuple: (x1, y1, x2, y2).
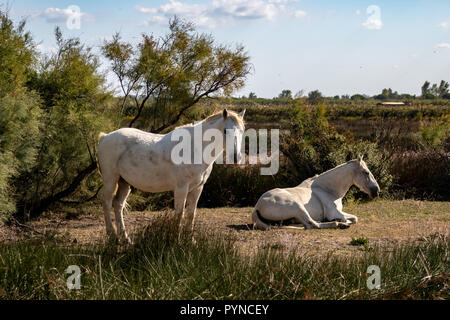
(252, 156, 380, 230)
(98, 109, 245, 242)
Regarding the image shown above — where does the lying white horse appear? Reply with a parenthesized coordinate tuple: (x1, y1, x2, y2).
(252, 156, 380, 230)
(98, 109, 245, 242)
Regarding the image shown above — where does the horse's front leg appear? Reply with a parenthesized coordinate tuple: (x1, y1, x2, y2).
(342, 212, 358, 224)
(174, 184, 189, 232)
(182, 185, 204, 235)
(324, 206, 352, 228)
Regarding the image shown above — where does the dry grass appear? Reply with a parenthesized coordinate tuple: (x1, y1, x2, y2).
(4, 200, 448, 258)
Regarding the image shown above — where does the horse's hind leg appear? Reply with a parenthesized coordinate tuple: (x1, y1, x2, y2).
(113, 178, 131, 243)
(102, 176, 118, 238)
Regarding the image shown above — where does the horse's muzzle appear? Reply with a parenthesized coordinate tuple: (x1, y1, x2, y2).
(370, 187, 380, 199)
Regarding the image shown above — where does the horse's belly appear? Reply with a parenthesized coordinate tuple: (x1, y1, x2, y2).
(118, 153, 175, 192)
(256, 187, 325, 222)
(120, 167, 174, 192)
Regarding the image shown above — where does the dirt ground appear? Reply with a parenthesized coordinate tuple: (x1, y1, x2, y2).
(1, 199, 449, 256)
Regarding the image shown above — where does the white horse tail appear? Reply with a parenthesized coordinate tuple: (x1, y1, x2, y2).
(97, 132, 107, 176)
(252, 209, 271, 230)
(98, 132, 107, 143)
(252, 208, 305, 230)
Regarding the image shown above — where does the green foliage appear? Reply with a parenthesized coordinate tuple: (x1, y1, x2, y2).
(280, 103, 393, 199)
(0, 12, 41, 217)
(351, 94, 366, 100)
(350, 237, 369, 246)
(200, 164, 290, 207)
(278, 89, 292, 99)
(281, 103, 345, 179)
(102, 17, 251, 131)
(0, 90, 41, 216)
(423, 93, 437, 100)
(307, 90, 323, 105)
(419, 121, 448, 147)
(248, 92, 257, 99)
(421, 80, 449, 98)
(21, 27, 113, 217)
(0, 12, 35, 96)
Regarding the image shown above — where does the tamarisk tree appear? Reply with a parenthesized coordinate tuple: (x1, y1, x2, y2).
(102, 17, 251, 132)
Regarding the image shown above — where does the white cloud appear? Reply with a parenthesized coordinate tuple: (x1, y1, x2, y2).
(213, 0, 278, 20)
(436, 42, 450, 49)
(40, 7, 93, 23)
(356, 9, 361, 15)
(136, 6, 158, 14)
(137, 0, 306, 28)
(439, 22, 450, 29)
(294, 10, 307, 19)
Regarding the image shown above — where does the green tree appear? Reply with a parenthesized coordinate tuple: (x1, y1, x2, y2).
(278, 89, 292, 99)
(0, 11, 42, 217)
(438, 80, 449, 97)
(102, 17, 251, 131)
(248, 92, 257, 99)
(280, 102, 392, 199)
(294, 90, 305, 99)
(351, 94, 366, 101)
(431, 83, 439, 96)
(23, 27, 113, 218)
(307, 90, 323, 105)
(421, 81, 431, 97)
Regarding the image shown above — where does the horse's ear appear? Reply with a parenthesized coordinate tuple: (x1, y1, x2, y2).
(239, 109, 246, 118)
(357, 154, 364, 163)
(223, 109, 228, 119)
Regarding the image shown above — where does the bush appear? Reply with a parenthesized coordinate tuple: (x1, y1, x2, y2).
(280, 103, 393, 200)
(0, 12, 42, 217)
(19, 28, 114, 218)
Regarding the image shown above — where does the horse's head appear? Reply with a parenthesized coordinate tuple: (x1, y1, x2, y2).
(222, 109, 246, 164)
(352, 155, 380, 199)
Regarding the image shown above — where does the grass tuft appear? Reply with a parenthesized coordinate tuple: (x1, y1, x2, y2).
(0, 216, 448, 300)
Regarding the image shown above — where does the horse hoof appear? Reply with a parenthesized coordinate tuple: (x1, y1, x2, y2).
(338, 223, 350, 229)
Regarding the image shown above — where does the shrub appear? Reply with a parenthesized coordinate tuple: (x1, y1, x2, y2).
(280, 103, 393, 200)
(350, 237, 369, 246)
(0, 12, 42, 217)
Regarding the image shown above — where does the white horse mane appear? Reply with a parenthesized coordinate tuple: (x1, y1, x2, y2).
(308, 159, 359, 182)
(175, 110, 245, 129)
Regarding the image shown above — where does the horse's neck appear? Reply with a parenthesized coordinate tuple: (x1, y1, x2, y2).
(310, 162, 355, 199)
(195, 118, 225, 166)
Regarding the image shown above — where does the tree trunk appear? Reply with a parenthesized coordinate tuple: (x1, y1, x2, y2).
(28, 161, 98, 219)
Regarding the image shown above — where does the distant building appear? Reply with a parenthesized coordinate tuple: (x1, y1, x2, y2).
(376, 101, 407, 106)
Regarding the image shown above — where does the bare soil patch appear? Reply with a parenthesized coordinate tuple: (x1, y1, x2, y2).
(2, 200, 449, 256)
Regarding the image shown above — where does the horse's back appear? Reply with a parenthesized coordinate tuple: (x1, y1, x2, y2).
(98, 128, 164, 173)
(255, 185, 325, 221)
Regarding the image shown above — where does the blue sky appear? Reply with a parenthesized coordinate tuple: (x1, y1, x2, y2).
(6, 0, 450, 97)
